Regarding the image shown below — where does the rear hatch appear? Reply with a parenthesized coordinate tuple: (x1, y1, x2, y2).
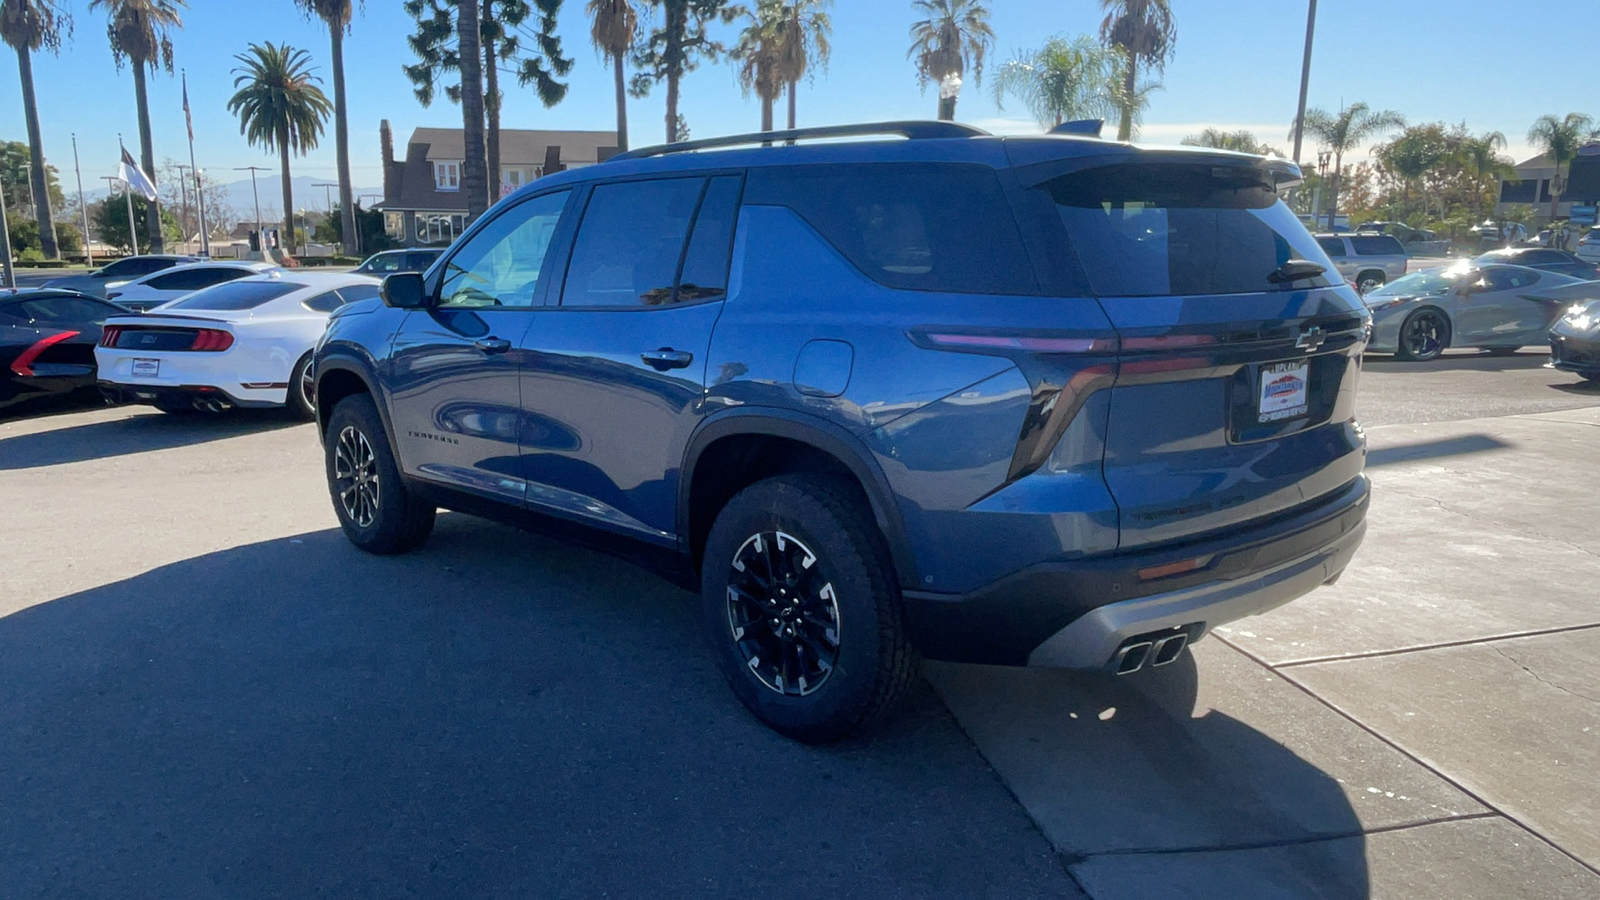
(1014, 150, 1368, 550)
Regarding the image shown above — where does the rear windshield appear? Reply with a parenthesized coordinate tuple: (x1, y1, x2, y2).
(1349, 234, 1405, 255)
(163, 280, 300, 310)
(1047, 163, 1339, 297)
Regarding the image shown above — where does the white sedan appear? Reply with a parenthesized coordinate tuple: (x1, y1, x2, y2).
(96, 271, 382, 418)
(104, 261, 278, 312)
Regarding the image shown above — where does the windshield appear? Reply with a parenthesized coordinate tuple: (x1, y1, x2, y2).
(1368, 268, 1467, 297)
(162, 280, 301, 311)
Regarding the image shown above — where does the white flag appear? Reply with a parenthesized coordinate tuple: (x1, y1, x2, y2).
(119, 147, 158, 201)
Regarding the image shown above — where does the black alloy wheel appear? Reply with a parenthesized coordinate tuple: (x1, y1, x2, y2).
(725, 530, 843, 697)
(323, 393, 435, 554)
(1396, 310, 1449, 361)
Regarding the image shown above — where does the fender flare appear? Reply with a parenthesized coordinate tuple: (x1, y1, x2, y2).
(313, 352, 405, 467)
(678, 407, 920, 589)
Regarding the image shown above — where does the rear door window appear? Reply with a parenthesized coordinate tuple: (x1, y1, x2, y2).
(743, 163, 1037, 295)
(560, 177, 703, 307)
(674, 175, 743, 303)
(1349, 235, 1405, 256)
(1317, 237, 1348, 257)
(1046, 163, 1339, 297)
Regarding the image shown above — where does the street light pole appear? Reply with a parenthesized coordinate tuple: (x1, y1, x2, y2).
(72, 133, 93, 267)
(175, 164, 194, 255)
(1291, 0, 1318, 166)
(234, 166, 268, 257)
(0, 179, 14, 288)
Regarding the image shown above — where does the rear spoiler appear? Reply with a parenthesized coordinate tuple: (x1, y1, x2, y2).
(1006, 143, 1304, 192)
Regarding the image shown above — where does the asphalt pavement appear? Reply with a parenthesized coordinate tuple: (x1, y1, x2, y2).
(2, 357, 1598, 898)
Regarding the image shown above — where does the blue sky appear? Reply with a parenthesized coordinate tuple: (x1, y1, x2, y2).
(6, 0, 1597, 211)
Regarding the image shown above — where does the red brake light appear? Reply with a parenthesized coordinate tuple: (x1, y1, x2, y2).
(100, 325, 123, 347)
(10, 330, 80, 377)
(190, 329, 234, 352)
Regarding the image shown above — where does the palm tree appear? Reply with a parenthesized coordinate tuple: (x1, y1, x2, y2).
(226, 42, 332, 255)
(990, 34, 1120, 130)
(294, 0, 359, 257)
(774, 0, 829, 130)
(907, 0, 992, 121)
(90, 0, 186, 254)
(1097, 0, 1174, 141)
(1, 0, 68, 259)
(730, 0, 784, 131)
(1298, 102, 1404, 229)
(1458, 130, 1513, 224)
(588, 0, 636, 151)
(1527, 113, 1598, 221)
(1181, 127, 1278, 156)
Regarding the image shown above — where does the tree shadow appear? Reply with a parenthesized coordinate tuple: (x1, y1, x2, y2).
(0, 408, 301, 471)
(0, 518, 1074, 899)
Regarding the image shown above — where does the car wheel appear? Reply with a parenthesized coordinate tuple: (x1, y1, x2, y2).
(1356, 271, 1386, 294)
(701, 474, 918, 743)
(324, 393, 435, 554)
(286, 353, 317, 421)
(1395, 309, 1449, 361)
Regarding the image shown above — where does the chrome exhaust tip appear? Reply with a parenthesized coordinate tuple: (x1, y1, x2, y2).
(1150, 633, 1189, 667)
(1113, 641, 1153, 675)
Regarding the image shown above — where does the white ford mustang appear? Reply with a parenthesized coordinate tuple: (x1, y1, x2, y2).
(95, 270, 382, 418)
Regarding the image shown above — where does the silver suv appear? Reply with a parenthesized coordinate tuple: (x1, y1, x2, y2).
(1316, 233, 1408, 293)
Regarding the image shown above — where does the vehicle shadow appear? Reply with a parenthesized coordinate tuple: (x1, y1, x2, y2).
(0, 518, 1073, 899)
(0, 408, 301, 471)
(1548, 378, 1600, 396)
(1362, 349, 1552, 373)
(1367, 433, 1512, 467)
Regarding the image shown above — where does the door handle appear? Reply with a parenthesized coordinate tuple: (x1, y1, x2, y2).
(640, 348, 694, 371)
(474, 337, 512, 354)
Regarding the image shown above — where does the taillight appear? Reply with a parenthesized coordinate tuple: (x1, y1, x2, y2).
(100, 325, 123, 347)
(190, 329, 234, 352)
(10, 330, 79, 377)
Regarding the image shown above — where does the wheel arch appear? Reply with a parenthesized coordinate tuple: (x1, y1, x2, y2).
(679, 410, 918, 589)
(313, 356, 404, 465)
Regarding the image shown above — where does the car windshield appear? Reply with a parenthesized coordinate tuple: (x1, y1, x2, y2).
(1368, 268, 1468, 297)
(162, 279, 301, 310)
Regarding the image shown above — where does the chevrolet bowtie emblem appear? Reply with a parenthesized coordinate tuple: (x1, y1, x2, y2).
(1295, 327, 1325, 351)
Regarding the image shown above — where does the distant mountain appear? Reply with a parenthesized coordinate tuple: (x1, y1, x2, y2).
(79, 175, 382, 226)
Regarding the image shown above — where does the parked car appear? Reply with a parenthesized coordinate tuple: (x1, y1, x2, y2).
(1314, 232, 1408, 293)
(351, 248, 444, 276)
(1363, 263, 1586, 360)
(97, 271, 381, 418)
(104, 261, 277, 312)
(1575, 230, 1600, 265)
(1472, 247, 1600, 280)
(42, 254, 199, 299)
(314, 121, 1370, 741)
(1, 289, 129, 414)
(1353, 221, 1436, 246)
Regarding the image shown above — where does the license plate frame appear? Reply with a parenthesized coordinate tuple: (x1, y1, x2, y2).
(131, 358, 160, 379)
(1257, 360, 1309, 423)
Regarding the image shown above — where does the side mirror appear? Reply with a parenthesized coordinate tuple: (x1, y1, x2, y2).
(381, 272, 429, 309)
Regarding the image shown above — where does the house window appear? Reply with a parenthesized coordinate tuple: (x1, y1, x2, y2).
(434, 161, 460, 192)
(500, 167, 544, 197)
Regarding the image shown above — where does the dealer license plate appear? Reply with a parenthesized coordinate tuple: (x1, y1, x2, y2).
(1257, 361, 1309, 423)
(131, 358, 160, 378)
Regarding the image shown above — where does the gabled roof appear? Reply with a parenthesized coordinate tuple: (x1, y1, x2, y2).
(405, 127, 617, 165)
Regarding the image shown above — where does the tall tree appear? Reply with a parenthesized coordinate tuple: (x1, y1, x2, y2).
(1458, 130, 1513, 224)
(1297, 102, 1404, 228)
(1, 0, 69, 259)
(991, 34, 1120, 130)
(294, 0, 360, 256)
(1181, 127, 1278, 156)
(730, 0, 783, 131)
(774, 0, 829, 130)
(630, 0, 737, 144)
(226, 42, 332, 254)
(405, 0, 570, 203)
(89, 0, 186, 254)
(1097, 0, 1173, 141)
(1527, 113, 1598, 221)
(587, 0, 635, 150)
(908, 0, 992, 121)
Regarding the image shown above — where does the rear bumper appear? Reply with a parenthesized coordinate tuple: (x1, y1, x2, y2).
(99, 381, 282, 410)
(902, 475, 1370, 668)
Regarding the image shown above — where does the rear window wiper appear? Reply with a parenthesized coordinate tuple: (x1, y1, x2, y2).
(1267, 259, 1328, 284)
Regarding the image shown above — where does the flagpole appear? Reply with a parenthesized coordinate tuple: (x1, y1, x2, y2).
(119, 135, 139, 255)
(72, 133, 94, 268)
(183, 70, 209, 257)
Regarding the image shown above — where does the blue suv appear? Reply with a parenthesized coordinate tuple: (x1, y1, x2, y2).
(314, 122, 1370, 742)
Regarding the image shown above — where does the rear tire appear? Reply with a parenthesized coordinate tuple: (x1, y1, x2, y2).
(286, 353, 316, 421)
(700, 474, 918, 743)
(1395, 309, 1450, 361)
(1356, 270, 1386, 294)
(324, 393, 435, 554)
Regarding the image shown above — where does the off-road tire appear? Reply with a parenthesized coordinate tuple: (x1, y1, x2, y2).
(324, 393, 435, 554)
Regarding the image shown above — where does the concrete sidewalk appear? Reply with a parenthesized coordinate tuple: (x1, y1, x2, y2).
(930, 407, 1600, 898)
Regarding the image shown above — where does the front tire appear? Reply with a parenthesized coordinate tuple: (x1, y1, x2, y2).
(1396, 309, 1450, 361)
(701, 474, 918, 743)
(324, 394, 435, 554)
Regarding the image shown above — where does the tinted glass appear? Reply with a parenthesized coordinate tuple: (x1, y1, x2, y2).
(147, 267, 243, 291)
(164, 280, 300, 310)
(99, 259, 142, 277)
(301, 290, 345, 313)
(407, 251, 442, 271)
(13, 296, 118, 323)
(1349, 235, 1404, 255)
(1526, 250, 1567, 264)
(438, 190, 570, 308)
(562, 178, 702, 307)
(674, 175, 742, 304)
(1317, 237, 1348, 257)
(336, 283, 382, 304)
(745, 163, 1035, 295)
(1048, 163, 1338, 297)
(363, 253, 404, 273)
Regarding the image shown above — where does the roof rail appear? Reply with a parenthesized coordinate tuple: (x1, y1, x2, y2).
(607, 120, 991, 162)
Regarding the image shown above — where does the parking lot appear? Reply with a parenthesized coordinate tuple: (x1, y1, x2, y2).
(3, 351, 1598, 898)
